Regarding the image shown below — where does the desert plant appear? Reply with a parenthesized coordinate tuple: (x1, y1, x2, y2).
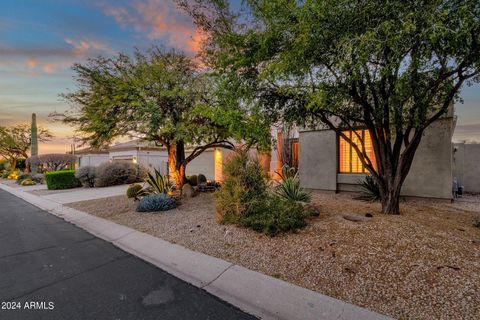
(197, 174, 207, 185)
(239, 196, 308, 236)
(20, 179, 36, 186)
(187, 175, 198, 186)
(95, 162, 144, 187)
(126, 183, 144, 200)
(75, 166, 96, 187)
(144, 169, 173, 195)
(7, 171, 20, 180)
(16, 172, 30, 184)
(275, 165, 311, 203)
(359, 175, 381, 201)
(27, 154, 76, 171)
(30, 113, 38, 174)
(214, 150, 269, 223)
(473, 218, 480, 228)
(31, 173, 44, 184)
(1, 171, 9, 179)
(136, 194, 176, 212)
(45, 170, 81, 190)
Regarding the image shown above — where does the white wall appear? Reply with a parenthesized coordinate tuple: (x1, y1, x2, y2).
(186, 150, 215, 180)
(77, 154, 109, 167)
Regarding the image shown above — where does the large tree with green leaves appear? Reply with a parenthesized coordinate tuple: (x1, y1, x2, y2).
(181, 0, 480, 214)
(55, 47, 271, 187)
(0, 124, 52, 169)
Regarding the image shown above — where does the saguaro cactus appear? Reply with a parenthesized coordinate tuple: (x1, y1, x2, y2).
(31, 113, 38, 174)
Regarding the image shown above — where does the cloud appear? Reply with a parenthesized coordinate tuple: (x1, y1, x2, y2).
(102, 0, 205, 53)
(25, 58, 38, 69)
(64, 37, 114, 57)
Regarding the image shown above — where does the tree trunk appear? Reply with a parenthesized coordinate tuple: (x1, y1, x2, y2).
(380, 184, 401, 215)
(167, 141, 187, 189)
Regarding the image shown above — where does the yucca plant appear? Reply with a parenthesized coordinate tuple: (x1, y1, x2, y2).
(275, 165, 311, 203)
(359, 175, 380, 201)
(145, 169, 173, 195)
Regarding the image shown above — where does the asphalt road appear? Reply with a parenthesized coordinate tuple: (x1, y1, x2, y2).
(0, 190, 256, 320)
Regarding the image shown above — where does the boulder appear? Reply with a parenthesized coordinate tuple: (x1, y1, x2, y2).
(182, 183, 196, 198)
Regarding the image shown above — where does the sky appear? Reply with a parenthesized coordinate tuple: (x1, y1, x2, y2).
(0, 0, 479, 154)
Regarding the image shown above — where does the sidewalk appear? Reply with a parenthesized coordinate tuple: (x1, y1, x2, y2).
(0, 181, 392, 320)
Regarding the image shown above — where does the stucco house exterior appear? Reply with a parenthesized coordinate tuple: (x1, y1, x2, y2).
(453, 142, 480, 193)
(76, 140, 224, 180)
(297, 108, 456, 200)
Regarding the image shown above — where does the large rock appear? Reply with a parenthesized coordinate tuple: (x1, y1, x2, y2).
(182, 183, 196, 198)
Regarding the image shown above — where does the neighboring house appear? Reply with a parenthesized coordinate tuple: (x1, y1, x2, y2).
(76, 140, 225, 181)
(453, 142, 480, 193)
(297, 108, 456, 200)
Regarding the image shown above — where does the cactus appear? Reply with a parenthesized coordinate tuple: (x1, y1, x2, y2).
(30, 113, 38, 175)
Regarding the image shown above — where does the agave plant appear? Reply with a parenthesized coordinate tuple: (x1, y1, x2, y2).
(145, 169, 173, 195)
(275, 165, 311, 203)
(359, 175, 380, 201)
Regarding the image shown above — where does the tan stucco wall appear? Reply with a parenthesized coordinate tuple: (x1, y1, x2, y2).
(299, 118, 454, 199)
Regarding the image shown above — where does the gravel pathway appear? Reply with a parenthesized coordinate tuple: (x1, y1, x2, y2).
(67, 192, 480, 320)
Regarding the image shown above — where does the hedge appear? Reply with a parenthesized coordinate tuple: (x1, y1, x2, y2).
(45, 170, 81, 190)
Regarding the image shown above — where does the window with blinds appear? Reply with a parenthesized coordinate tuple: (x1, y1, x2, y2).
(339, 130, 376, 173)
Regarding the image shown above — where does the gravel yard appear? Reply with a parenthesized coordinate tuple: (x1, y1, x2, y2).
(67, 191, 480, 320)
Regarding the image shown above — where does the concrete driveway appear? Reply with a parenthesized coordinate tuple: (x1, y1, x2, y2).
(0, 190, 256, 320)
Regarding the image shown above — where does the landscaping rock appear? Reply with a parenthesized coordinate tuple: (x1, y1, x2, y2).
(182, 183, 196, 198)
(343, 214, 371, 222)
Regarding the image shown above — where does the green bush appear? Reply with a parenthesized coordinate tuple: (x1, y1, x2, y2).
(1, 171, 10, 179)
(31, 173, 44, 184)
(45, 170, 81, 190)
(16, 172, 30, 184)
(359, 175, 380, 201)
(187, 175, 198, 186)
(136, 194, 176, 212)
(126, 183, 144, 199)
(239, 197, 308, 236)
(20, 179, 36, 186)
(214, 150, 269, 224)
(15, 158, 26, 169)
(197, 174, 207, 185)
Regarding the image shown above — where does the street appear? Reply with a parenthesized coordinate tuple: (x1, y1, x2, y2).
(0, 190, 256, 320)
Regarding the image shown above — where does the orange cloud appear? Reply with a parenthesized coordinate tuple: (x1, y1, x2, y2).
(103, 0, 205, 53)
(25, 58, 38, 69)
(64, 37, 114, 57)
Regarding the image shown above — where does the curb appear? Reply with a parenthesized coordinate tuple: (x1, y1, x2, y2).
(0, 183, 393, 320)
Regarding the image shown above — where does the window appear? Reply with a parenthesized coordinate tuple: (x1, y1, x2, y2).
(339, 129, 376, 173)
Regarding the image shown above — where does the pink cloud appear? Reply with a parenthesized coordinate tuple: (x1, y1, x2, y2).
(64, 37, 114, 57)
(103, 0, 205, 53)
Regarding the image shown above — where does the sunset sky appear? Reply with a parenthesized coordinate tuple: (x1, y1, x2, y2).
(1, 0, 479, 154)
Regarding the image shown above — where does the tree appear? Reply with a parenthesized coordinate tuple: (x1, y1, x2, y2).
(27, 154, 76, 172)
(54, 46, 271, 187)
(181, 0, 480, 214)
(31, 113, 39, 174)
(0, 124, 52, 169)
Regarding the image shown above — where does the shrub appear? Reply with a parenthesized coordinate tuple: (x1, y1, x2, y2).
(239, 197, 308, 236)
(75, 166, 96, 187)
(16, 158, 26, 169)
(144, 169, 173, 194)
(16, 172, 30, 184)
(473, 218, 480, 228)
(187, 175, 198, 186)
(275, 165, 311, 202)
(31, 173, 44, 184)
(45, 170, 81, 190)
(20, 179, 36, 186)
(27, 154, 76, 171)
(136, 194, 176, 212)
(197, 174, 207, 185)
(359, 175, 380, 201)
(7, 171, 20, 180)
(126, 183, 144, 199)
(214, 150, 269, 224)
(1, 171, 9, 179)
(95, 162, 145, 187)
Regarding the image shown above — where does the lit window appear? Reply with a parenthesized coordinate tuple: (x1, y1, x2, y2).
(339, 130, 376, 173)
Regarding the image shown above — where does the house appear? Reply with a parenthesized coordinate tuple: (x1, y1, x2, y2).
(453, 141, 480, 193)
(297, 108, 456, 200)
(75, 140, 224, 180)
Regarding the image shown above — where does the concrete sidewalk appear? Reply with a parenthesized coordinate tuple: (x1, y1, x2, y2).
(0, 181, 392, 320)
(41, 184, 128, 204)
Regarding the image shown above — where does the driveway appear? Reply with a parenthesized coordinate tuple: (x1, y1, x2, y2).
(0, 190, 255, 320)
